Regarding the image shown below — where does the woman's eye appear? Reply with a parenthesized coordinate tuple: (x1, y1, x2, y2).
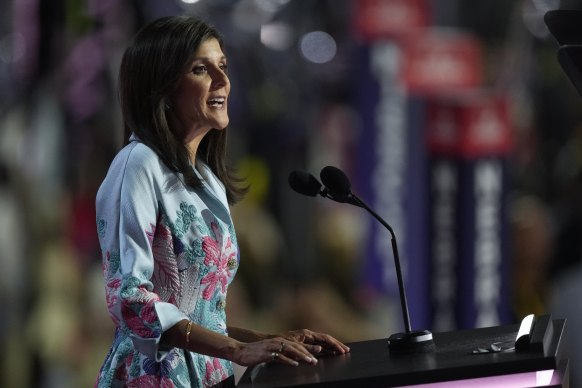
(220, 63, 228, 72)
(192, 65, 207, 74)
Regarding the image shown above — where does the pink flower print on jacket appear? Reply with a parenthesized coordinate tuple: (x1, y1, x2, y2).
(204, 358, 228, 387)
(105, 278, 121, 326)
(121, 283, 161, 338)
(200, 222, 237, 301)
(149, 222, 181, 292)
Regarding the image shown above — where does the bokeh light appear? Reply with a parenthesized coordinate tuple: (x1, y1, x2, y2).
(260, 22, 293, 51)
(299, 30, 337, 64)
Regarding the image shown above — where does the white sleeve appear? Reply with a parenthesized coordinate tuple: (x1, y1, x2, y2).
(103, 146, 188, 361)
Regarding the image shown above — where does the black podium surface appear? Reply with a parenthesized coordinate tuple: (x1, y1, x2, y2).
(238, 320, 567, 387)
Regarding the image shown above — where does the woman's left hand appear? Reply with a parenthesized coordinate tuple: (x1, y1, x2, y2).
(280, 329, 350, 357)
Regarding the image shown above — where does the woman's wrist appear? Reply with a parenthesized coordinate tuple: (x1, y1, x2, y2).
(220, 338, 244, 363)
(228, 326, 270, 343)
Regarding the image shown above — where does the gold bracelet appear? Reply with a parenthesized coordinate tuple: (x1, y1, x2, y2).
(186, 320, 193, 345)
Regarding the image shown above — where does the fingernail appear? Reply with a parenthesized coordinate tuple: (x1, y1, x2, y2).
(292, 361, 299, 366)
(311, 357, 318, 364)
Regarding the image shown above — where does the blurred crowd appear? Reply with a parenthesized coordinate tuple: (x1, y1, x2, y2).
(2, 0, 582, 387)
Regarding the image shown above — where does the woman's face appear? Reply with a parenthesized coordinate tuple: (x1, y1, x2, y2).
(170, 37, 230, 141)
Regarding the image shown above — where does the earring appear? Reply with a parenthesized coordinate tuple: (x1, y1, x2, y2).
(164, 102, 171, 111)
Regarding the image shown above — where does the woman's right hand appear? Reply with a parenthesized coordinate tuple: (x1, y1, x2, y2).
(232, 337, 319, 367)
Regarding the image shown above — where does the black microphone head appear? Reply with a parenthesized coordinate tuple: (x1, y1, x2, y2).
(288, 171, 322, 197)
(320, 166, 351, 195)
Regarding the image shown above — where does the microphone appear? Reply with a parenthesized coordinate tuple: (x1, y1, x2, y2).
(319, 166, 434, 354)
(288, 170, 324, 197)
(288, 170, 362, 207)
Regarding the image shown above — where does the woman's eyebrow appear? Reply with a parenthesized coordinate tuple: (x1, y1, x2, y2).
(191, 55, 227, 62)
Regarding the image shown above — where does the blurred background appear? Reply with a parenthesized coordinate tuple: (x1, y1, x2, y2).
(2, 0, 582, 386)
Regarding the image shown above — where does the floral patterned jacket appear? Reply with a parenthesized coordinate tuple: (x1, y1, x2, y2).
(95, 138, 238, 387)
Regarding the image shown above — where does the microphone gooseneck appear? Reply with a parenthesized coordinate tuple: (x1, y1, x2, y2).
(321, 166, 412, 335)
(316, 165, 434, 354)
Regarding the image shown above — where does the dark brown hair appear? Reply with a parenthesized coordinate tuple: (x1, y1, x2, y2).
(118, 15, 246, 204)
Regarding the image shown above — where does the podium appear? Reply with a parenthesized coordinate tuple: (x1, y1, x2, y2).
(237, 319, 568, 387)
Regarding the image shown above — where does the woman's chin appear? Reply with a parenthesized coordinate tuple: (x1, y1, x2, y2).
(214, 119, 229, 130)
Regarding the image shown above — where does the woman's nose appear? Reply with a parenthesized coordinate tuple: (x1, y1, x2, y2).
(212, 69, 229, 89)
